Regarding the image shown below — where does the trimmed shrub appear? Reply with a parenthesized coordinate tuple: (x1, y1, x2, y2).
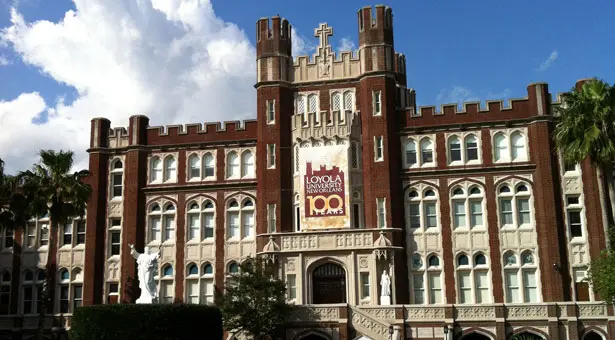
(69, 304, 222, 340)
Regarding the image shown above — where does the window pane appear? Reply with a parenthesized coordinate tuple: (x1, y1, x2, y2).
(470, 200, 483, 227)
(360, 273, 370, 299)
(413, 274, 424, 304)
(523, 270, 538, 302)
(458, 272, 471, 304)
(188, 214, 199, 240)
(242, 212, 254, 238)
(475, 271, 490, 303)
(203, 214, 214, 239)
(424, 202, 437, 228)
(228, 212, 239, 239)
(466, 138, 478, 161)
(450, 140, 461, 161)
(568, 211, 583, 237)
(500, 199, 513, 225)
(505, 271, 520, 303)
(517, 198, 531, 225)
(453, 202, 466, 228)
(187, 280, 199, 304)
(408, 203, 420, 228)
(428, 273, 442, 304)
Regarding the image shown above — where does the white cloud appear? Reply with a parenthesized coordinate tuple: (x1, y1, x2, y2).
(291, 27, 315, 57)
(434, 86, 511, 107)
(0, 0, 257, 174)
(0, 54, 9, 65)
(538, 50, 558, 71)
(336, 37, 355, 55)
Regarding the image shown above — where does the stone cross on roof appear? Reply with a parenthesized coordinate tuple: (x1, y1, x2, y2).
(314, 23, 333, 50)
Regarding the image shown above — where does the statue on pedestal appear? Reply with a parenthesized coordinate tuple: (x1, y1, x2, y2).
(380, 269, 391, 305)
(129, 244, 160, 304)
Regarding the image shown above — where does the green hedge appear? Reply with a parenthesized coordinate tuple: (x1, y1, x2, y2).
(70, 304, 222, 340)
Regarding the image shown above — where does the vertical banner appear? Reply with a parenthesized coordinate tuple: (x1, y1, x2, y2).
(299, 144, 350, 229)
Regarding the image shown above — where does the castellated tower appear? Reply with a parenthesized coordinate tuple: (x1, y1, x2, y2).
(255, 17, 295, 233)
(356, 5, 408, 302)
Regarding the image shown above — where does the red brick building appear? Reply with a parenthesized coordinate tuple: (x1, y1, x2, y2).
(0, 5, 613, 340)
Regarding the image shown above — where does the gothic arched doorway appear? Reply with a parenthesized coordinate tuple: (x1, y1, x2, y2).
(511, 332, 544, 340)
(583, 331, 605, 340)
(312, 262, 346, 304)
(461, 332, 491, 340)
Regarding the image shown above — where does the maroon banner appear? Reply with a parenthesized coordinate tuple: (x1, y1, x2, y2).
(304, 162, 346, 217)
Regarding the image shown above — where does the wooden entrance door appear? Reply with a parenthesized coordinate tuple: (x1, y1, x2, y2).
(312, 263, 346, 304)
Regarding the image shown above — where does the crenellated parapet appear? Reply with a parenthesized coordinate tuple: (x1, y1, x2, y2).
(399, 83, 557, 128)
(90, 116, 258, 150)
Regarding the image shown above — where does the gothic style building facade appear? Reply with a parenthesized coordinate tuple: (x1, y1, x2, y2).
(0, 5, 613, 340)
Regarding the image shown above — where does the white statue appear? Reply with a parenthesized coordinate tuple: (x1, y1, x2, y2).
(380, 269, 391, 297)
(129, 244, 160, 304)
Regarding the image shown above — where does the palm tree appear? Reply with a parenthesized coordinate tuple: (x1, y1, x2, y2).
(554, 78, 615, 241)
(18, 150, 91, 340)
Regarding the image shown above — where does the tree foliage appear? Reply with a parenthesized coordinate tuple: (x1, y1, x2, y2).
(215, 257, 293, 340)
(587, 249, 615, 302)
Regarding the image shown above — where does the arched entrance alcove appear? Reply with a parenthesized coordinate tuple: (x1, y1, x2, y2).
(511, 332, 545, 340)
(583, 331, 606, 340)
(311, 262, 347, 304)
(461, 332, 492, 340)
(300, 334, 329, 340)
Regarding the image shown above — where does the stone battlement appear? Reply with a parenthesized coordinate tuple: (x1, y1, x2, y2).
(90, 116, 257, 149)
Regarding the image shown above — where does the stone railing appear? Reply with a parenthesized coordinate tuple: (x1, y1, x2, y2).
(289, 304, 344, 322)
(349, 305, 395, 340)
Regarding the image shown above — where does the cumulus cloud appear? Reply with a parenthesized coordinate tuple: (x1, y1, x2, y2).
(538, 50, 558, 71)
(336, 37, 356, 54)
(0, 54, 9, 65)
(291, 27, 315, 57)
(0, 0, 257, 173)
(434, 86, 511, 107)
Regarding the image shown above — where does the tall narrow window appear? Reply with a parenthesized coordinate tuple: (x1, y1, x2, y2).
(62, 222, 72, 246)
(294, 194, 301, 232)
(186, 264, 199, 304)
(188, 154, 200, 180)
(226, 199, 255, 240)
(498, 183, 532, 228)
(187, 203, 200, 241)
(25, 223, 36, 248)
(241, 150, 254, 178)
(267, 144, 276, 168)
(456, 253, 491, 304)
(465, 135, 479, 161)
(405, 140, 417, 167)
(202, 263, 215, 304)
(377, 198, 386, 228)
(158, 265, 174, 304)
(511, 131, 527, 161)
(111, 160, 123, 198)
(203, 153, 215, 178)
(307, 94, 319, 124)
(373, 91, 382, 116)
(360, 273, 370, 300)
(420, 138, 434, 164)
(451, 186, 484, 229)
(566, 195, 583, 238)
(162, 205, 175, 242)
(449, 136, 462, 162)
(331, 92, 341, 123)
(150, 157, 162, 183)
(494, 133, 508, 162)
(0, 271, 10, 314)
(352, 204, 361, 229)
(294, 145, 300, 172)
(163, 156, 177, 182)
(287, 274, 297, 301)
(266, 100, 275, 124)
(374, 136, 383, 161)
(241, 199, 255, 239)
(202, 201, 215, 240)
(110, 230, 121, 256)
(76, 221, 86, 245)
(351, 142, 359, 169)
(296, 95, 306, 124)
(227, 152, 239, 178)
(267, 204, 276, 233)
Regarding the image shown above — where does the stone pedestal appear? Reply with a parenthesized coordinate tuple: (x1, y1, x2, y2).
(380, 295, 391, 306)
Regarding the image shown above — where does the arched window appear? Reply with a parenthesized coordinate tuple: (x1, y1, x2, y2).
(511, 131, 527, 161)
(185, 263, 199, 304)
(0, 271, 10, 315)
(228, 262, 239, 274)
(419, 138, 434, 165)
(188, 154, 200, 180)
(404, 140, 417, 167)
(150, 156, 162, 183)
(307, 94, 319, 123)
(203, 152, 215, 178)
(187, 200, 215, 242)
(498, 182, 532, 228)
(21, 270, 44, 315)
(494, 132, 508, 162)
(294, 145, 300, 172)
(410, 254, 442, 304)
(110, 159, 123, 198)
(343, 91, 354, 113)
(296, 95, 306, 124)
(503, 250, 539, 303)
(226, 152, 239, 178)
(226, 198, 255, 240)
(456, 252, 491, 304)
(451, 184, 484, 229)
(157, 264, 174, 304)
(241, 151, 254, 178)
(405, 187, 438, 230)
(58, 268, 83, 313)
(464, 134, 479, 161)
(331, 92, 341, 112)
(148, 202, 176, 243)
(448, 136, 461, 162)
(163, 156, 177, 182)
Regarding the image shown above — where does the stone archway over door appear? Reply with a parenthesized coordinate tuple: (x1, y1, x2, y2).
(312, 262, 347, 304)
(462, 333, 491, 340)
(301, 334, 329, 340)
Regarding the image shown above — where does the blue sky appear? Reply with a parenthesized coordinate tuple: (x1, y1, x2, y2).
(0, 0, 613, 173)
